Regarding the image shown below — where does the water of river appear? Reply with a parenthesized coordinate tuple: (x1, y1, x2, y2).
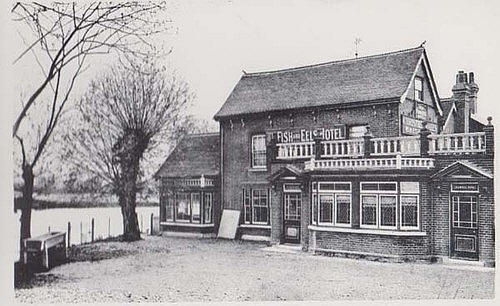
(13, 206, 158, 261)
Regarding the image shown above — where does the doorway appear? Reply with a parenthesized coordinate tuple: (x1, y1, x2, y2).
(283, 187, 301, 244)
(450, 194, 479, 260)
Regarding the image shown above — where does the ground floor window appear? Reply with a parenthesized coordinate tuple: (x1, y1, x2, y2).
(311, 182, 351, 227)
(243, 188, 270, 225)
(162, 191, 214, 224)
(360, 181, 420, 230)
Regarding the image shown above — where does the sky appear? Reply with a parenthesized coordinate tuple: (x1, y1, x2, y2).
(161, 0, 500, 124)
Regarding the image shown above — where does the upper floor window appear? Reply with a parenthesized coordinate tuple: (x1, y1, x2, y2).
(251, 134, 267, 168)
(414, 77, 423, 102)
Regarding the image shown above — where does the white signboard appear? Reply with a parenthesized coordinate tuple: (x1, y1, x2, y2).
(402, 115, 438, 135)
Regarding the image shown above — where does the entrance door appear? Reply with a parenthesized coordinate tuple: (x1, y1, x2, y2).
(450, 194, 479, 260)
(283, 192, 301, 244)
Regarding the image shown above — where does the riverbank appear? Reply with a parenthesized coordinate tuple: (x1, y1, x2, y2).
(14, 192, 158, 210)
(15, 236, 495, 303)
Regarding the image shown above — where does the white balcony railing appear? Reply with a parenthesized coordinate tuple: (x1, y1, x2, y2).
(304, 156, 435, 171)
(371, 136, 420, 156)
(180, 176, 214, 187)
(428, 132, 485, 154)
(322, 138, 364, 158)
(277, 141, 315, 159)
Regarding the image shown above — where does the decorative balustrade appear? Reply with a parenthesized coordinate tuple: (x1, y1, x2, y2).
(371, 136, 420, 156)
(275, 131, 489, 160)
(428, 132, 486, 154)
(304, 156, 435, 171)
(179, 176, 214, 187)
(277, 141, 315, 159)
(322, 139, 364, 158)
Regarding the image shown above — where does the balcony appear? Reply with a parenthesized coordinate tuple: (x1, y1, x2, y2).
(273, 127, 491, 171)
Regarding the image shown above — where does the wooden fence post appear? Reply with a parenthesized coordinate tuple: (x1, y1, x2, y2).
(80, 221, 83, 244)
(91, 218, 95, 242)
(150, 213, 154, 235)
(108, 217, 111, 238)
(67, 222, 71, 247)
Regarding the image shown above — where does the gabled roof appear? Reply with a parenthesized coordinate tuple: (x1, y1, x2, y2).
(155, 133, 220, 178)
(268, 165, 304, 182)
(441, 97, 457, 131)
(215, 46, 429, 119)
(431, 160, 493, 180)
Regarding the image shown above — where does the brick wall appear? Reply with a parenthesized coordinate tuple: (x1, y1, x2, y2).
(220, 102, 401, 212)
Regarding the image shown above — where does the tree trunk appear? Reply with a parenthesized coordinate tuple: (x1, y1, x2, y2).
(19, 165, 34, 261)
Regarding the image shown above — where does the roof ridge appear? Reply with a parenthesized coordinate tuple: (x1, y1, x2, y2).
(242, 46, 424, 77)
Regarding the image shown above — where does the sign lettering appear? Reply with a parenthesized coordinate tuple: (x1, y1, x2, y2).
(402, 115, 438, 135)
(451, 183, 479, 192)
(272, 126, 346, 143)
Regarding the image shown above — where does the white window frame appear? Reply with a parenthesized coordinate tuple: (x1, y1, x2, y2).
(360, 182, 398, 229)
(400, 194, 420, 230)
(312, 182, 352, 227)
(378, 195, 398, 230)
(334, 193, 352, 227)
(203, 192, 213, 224)
(251, 134, 267, 169)
(414, 76, 424, 102)
(251, 188, 270, 225)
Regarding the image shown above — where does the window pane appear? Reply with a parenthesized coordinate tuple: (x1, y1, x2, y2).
(312, 194, 318, 224)
(176, 193, 191, 221)
(380, 196, 396, 227)
(319, 183, 336, 191)
(336, 195, 350, 224)
(319, 195, 333, 223)
(285, 193, 301, 221)
(335, 183, 351, 191)
(379, 183, 397, 191)
(401, 182, 419, 194)
(252, 135, 267, 168)
(361, 183, 378, 191)
(361, 195, 377, 225)
(192, 193, 200, 223)
(401, 196, 418, 227)
(244, 189, 251, 223)
(204, 193, 212, 224)
(166, 195, 174, 221)
(252, 189, 269, 223)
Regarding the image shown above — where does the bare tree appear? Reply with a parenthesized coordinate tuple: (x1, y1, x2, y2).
(64, 57, 192, 241)
(12, 2, 166, 260)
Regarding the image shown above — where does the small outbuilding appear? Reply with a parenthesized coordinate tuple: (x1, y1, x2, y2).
(155, 133, 220, 237)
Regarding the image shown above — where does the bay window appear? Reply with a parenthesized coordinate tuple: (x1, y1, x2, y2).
(311, 182, 351, 227)
(360, 182, 397, 229)
(162, 191, 214, 224)
(400, 182, 420, 229)
(360, 181, 420, 230)
(243, 188, 270, 225)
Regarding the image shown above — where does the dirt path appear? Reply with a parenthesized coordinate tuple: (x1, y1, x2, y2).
(15, 236, 495, 303)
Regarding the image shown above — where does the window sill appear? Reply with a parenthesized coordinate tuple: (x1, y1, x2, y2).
(308, 225, 426, 236)
(160, 222, 214, 228)
(240, 224, 271, 229)
(248, 168, 268, 172)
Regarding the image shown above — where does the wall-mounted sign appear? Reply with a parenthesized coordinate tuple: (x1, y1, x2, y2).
(270, 126, 346, 143)
(451, 182, 479, 193)
(401, 115, 438, 135)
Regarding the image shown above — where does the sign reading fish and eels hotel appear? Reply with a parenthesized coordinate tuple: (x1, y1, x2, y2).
(155, 46, 495, 267)
(271, 126, 346, 143)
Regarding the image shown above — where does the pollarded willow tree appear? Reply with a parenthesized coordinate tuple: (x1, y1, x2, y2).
(65, 57, 192, 241)
(12, 1, 167, 258)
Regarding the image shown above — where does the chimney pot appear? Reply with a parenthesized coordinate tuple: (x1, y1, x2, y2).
(469, 72, 475, 84)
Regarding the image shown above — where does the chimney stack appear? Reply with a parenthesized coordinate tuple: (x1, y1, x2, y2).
(452, 70, 479, 133)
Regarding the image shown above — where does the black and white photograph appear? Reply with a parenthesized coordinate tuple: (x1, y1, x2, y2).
(1, 0, 498, 304)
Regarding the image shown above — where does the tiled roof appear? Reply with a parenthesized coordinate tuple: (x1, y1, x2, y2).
(440, 97, 455, 118)
(215, 46, 425, 119)
(155, 133, 220, 178)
